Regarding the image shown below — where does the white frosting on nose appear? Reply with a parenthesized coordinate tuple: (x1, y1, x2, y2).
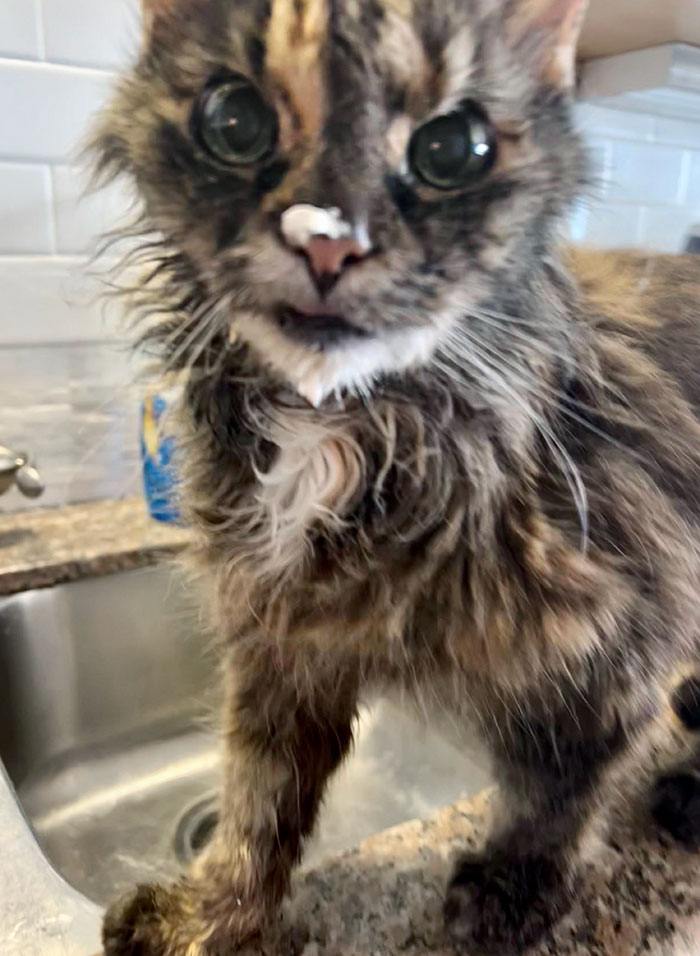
(281, 204, 354, 248)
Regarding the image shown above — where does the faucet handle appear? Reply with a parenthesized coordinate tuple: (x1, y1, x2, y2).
(0, 446, 44, 498)
(15, 464, 45, 499)
(0, 446, 23, 473)
(0, 447, 22, 495)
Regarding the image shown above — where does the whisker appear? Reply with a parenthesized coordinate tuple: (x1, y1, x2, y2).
(452, 329, 648, 463)
(441, 331, 589, 550)
(465, 307, 635, 414)
(163, 297, 223, 371)
(468, 309, 576, 365)
(474, 306, 553, 329)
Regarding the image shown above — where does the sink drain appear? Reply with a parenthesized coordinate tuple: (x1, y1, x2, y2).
(174, 795, 219, 863)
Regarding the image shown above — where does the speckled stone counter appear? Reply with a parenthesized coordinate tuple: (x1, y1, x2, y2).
(282, 789, 700, 956)
(0, 498, 190, 596)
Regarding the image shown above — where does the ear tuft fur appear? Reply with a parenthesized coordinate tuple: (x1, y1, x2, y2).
(510, 0, 589, 89)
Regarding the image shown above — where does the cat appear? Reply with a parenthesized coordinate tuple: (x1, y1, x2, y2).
(93, 0, 700, 953)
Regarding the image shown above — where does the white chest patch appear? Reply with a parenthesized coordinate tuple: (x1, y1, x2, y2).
(253, 415, 364, 574)
(233, 308, 442, 408)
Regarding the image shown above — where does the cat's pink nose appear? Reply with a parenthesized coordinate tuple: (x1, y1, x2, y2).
(304, 236, 369, 295)
(280, 204, 371, 297)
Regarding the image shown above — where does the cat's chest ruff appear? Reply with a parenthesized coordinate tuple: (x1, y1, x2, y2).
(251, 413, 363, 570)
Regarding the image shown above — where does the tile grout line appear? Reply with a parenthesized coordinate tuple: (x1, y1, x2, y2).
(0, 55, 115, 78)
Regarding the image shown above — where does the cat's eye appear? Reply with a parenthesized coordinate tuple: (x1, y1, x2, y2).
(408, 102, 496, 190)
(194, 76, 277, 166)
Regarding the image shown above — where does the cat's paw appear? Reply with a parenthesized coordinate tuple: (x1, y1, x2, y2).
(443, 854, 571, 955)
(102, 882, 261, 956)
(103, 882, 178, 956)
(652, 771, 700, 850)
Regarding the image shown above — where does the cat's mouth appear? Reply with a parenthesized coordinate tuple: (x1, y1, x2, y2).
(273, 306, 370, 350)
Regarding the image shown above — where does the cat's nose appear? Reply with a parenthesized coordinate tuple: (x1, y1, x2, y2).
(303, 236, 369, 295)
(280, 204, 371, 297)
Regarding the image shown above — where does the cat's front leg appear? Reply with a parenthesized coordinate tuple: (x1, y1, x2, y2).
(444, 673, 644, 955)
(103, 645, 358, 956)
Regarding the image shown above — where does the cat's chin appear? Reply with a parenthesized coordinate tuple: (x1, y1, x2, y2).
(231, 310, 441, 407)
(274, 306, 370, 350)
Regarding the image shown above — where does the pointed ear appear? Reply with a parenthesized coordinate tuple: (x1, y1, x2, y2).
(510, 0, 589, 89)
(140, 0, 175, 32)
(141, 0, 174, 12)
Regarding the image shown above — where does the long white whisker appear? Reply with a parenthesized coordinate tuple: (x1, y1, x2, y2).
(165, 298, 223, 372)
(469, 309, 575, 364)
(183, 303, 229, 374)
(472, 307, 633, 412)
(475, 306, 553, 329)
(453, 328, 648, 463)
(441, 331, 589, 551)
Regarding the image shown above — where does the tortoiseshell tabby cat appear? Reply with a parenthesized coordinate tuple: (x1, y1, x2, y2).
(94, 0, 700, 952)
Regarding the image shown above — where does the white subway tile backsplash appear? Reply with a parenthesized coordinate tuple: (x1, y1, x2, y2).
(639, 207, 698, 254)
(41, 0, 141, 70)
(605, 141, 686, 206)
(575, 201, 642, 249)
(574, 103, 654, 142)
(0, 258, 124, 344)
(653, 117, 700, 149)
(0, 1, 41, 60)
(0, 60, 114, 163)
(52, 165, 136, 254)
(0, 163, 52, 254)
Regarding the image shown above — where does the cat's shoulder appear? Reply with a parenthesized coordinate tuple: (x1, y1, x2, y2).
(567, 246, 700, 411)
(566, 246, 700, 333)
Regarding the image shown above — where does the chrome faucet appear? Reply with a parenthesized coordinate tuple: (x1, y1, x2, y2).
(0, 445, 44, 499)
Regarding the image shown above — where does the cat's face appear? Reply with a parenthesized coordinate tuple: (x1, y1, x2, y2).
(98, 0, 587, 404)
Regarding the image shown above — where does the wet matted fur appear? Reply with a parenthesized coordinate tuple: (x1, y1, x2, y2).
(94, 0, 700, 953)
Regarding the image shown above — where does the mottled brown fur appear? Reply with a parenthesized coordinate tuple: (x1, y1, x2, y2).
(94, 0, 700, 953)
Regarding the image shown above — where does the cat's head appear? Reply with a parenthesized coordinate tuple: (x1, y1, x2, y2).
(96, 0, 588, 405)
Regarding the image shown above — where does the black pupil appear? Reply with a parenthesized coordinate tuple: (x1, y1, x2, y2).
(202, 82, 273, 163)
(425, 120, 471, 178)
(410, 106, 493, 189)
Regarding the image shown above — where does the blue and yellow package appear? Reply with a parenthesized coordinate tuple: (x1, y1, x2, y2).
(141, 390, 183, 524)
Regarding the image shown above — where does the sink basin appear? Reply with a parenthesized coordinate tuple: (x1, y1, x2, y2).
(0, 565, 492, 909)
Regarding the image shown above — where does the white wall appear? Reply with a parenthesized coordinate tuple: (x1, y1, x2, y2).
(572, 102, 700, 251)
(0, 0, 142, 511)
(0, 0, 139, 345)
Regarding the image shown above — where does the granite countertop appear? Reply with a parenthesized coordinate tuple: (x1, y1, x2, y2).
(0, 498, 190, 596)
(281, 788, 700, 956)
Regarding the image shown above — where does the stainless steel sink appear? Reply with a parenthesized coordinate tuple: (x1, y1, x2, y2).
(0, 564, 491, 951)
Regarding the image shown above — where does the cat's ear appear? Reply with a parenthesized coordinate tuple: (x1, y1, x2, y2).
(140, 0, 174, 31)
(510, 0, 589, 89)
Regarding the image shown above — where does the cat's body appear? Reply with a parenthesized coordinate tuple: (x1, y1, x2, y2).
(96, 0, 700, 953)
